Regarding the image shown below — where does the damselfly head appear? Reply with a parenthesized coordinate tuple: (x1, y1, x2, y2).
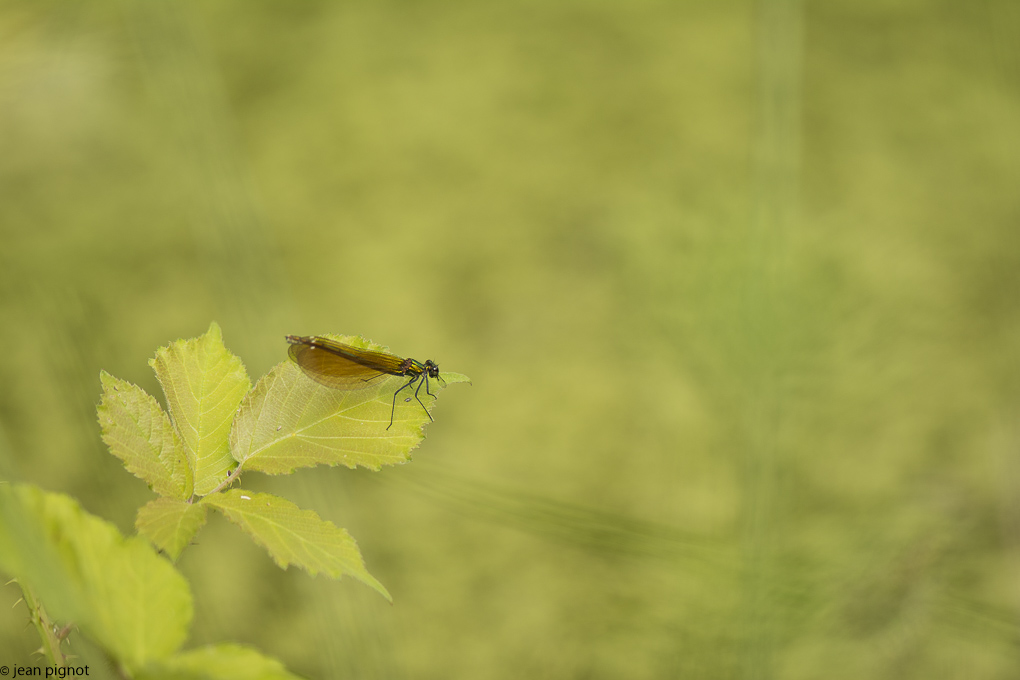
(424, 360, 440, 379)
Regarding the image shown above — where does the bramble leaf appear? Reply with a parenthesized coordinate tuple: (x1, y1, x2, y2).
(229, 334, 469, 475)
(150, 322, 251, 495)
(202, 489, 390, 601)
(98, 372, 193, 499)
(0, 484, 192, 670)
(136, 498, 208, 561)
(137, 643, 303, 680)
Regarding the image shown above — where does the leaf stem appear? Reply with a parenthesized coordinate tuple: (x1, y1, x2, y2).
(18, 582, 65, 667)
(206, 463, 244, 496)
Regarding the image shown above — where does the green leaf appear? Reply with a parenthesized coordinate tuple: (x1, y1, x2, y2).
(97, 371, 193, 499)
(136, 498, 208, 561)
(437, 371, 472, 385)
(230, 334, 469, 474)
(202, 489, 391, 601)
(136, 644, 303, 680)
(0, 484, 192, 670)
(0, 484, 85, 623)
(151, 322, 251, 495)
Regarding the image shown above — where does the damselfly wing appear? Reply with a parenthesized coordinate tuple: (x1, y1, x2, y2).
(286, 335, 442, 429)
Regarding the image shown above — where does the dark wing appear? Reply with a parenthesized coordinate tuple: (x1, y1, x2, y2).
(286, 335, 404, 389)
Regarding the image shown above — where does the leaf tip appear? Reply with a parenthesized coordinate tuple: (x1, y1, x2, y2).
(372, 579, 393, 603)
(98, 370, 125, 397)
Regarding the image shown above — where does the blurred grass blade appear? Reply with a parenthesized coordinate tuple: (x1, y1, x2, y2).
(97, 371, 193, 499)
(0, 484, 192, 670)
(230, 335, 468, 474)
(136, 498, 209, 561)
(202, 489, 391, 601)
(136, 643, 303, 680)
(150, 322, 251, 495)
(397, 466, 732, 566)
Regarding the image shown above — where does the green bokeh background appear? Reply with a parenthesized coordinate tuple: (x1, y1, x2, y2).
(2, 1, 1019, 677)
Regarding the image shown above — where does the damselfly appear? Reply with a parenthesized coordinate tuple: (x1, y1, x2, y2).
(286, 334, 441, 430)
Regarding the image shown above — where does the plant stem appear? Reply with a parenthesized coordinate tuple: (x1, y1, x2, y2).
(19, 582, 65, 667)
(206, 463, 244, 496)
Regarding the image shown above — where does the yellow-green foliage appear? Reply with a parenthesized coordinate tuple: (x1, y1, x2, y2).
(1, 0, 1018, 678)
